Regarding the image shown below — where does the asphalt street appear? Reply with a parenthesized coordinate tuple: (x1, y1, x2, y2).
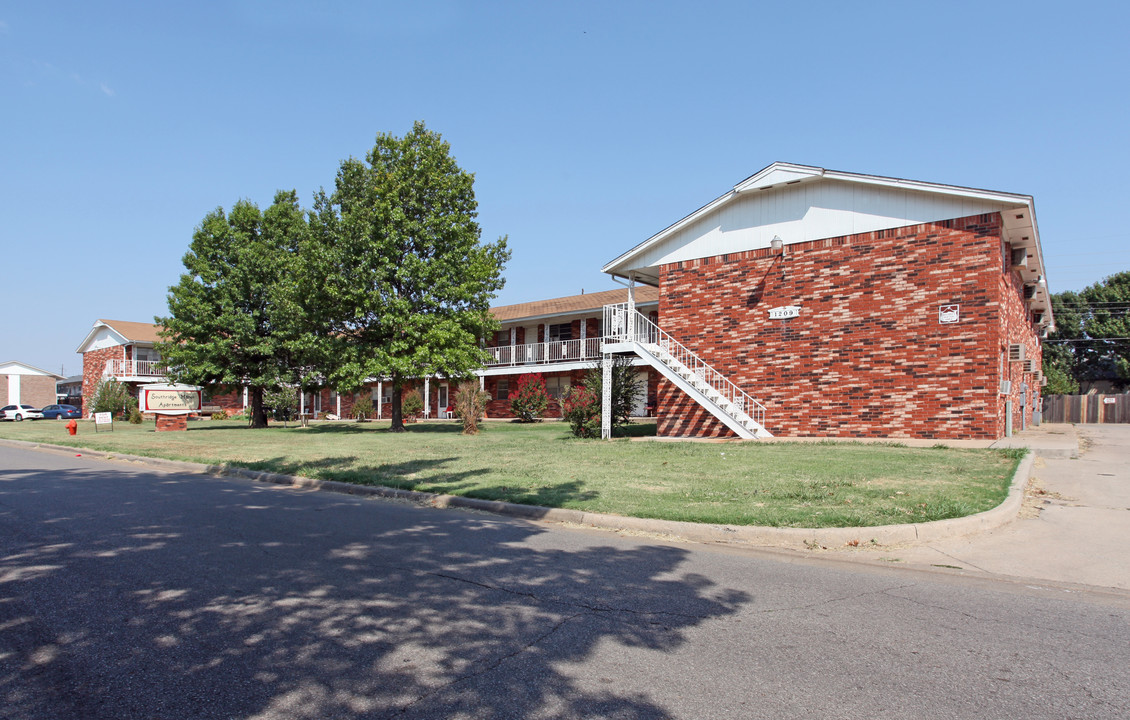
(1, 444, 1128, 719)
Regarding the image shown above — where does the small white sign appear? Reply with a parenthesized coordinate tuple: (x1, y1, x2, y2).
(1103, 397, 1117, 405)
(939, 304, 960, 324)
(94, 412, 113, 425)
(768, 305, 801, 320)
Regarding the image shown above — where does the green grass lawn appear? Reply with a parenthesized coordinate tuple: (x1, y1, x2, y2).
(0, 418, 1023, 528)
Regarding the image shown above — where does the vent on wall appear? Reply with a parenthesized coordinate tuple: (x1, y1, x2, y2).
(1011, 248, 1029, 269)
(1008, 344, 1026, 362)
(1023, 358, 1037, 373)
(1000, 380, 1012, 395)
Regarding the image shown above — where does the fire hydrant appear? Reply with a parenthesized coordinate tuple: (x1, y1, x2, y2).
(66, 419, 78, 436)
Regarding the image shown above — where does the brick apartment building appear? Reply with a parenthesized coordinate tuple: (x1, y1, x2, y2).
(601, 162, 1051, 439)
(75, 163, 1052, 440)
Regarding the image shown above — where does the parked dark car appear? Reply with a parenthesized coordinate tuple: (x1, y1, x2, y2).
(0, 404, 44, 421)
(40, 404, 82, 420)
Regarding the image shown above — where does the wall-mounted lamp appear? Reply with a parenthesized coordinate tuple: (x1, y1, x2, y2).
(770, 235, 786, 280)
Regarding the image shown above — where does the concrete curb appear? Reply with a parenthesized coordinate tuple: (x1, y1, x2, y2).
(0, 438, 1036, 550)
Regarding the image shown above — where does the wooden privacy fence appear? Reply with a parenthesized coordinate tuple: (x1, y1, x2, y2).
(1042, 393, 1130, 424)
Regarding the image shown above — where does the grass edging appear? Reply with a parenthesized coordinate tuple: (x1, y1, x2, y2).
(1, 438, 1032, 549)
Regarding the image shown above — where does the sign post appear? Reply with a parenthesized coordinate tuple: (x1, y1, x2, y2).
(94, 411, 113, 433)
(139, 383, 202, 432)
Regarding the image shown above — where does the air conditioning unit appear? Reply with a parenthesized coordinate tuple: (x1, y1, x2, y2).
(1023, 284, 1037, 299)
(1023, 359, 1037, 373)
(1040, 375, 1048, 387)
(1008, 344, 1025, 362)
(1000, 380, 1012, 395)
(1011, 248, 1029, 269)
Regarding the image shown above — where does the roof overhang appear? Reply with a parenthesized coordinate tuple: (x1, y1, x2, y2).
(602, 162, 1052, 328)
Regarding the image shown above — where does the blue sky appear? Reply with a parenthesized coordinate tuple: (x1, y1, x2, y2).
(3, 1, 1128, 376)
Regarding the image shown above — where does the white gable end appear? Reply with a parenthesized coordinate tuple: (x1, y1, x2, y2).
(604, 163, 1039, 285)
(75, 324, 130, 354)
(633, 182, 1013, 270)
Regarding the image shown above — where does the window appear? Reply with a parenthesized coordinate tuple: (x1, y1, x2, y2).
(548, 323, 573, 341)
(545, 376, 571, 400)
(495, 329, 511, 346)
(495, 379, 509, 401)
(135, 347, 161, 362)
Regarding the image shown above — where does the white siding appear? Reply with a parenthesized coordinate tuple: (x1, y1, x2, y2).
(627, 180, 1015, 270)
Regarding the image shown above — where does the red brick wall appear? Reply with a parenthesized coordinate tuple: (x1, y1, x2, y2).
(484, 370, 589, 419)
(656, 213, 1041, 440)
(82, 347, 123, 415)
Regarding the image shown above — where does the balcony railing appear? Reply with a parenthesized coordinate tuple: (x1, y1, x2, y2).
(485, 337, 603, 367)
(104, 359, 168, 378)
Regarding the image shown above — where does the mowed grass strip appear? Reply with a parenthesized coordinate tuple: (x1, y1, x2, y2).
(0, 419, 1023, 528)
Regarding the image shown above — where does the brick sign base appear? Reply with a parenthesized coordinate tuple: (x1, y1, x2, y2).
(155, 414, 188, 432)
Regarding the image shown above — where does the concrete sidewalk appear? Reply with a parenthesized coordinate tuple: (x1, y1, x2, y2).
(838, 423, 1130, 592)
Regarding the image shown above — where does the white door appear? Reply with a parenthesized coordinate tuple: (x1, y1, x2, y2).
(437, 384, 449, 418)
(632, 371, 649, 416)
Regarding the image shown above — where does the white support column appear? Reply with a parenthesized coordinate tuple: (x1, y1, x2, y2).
(242, 386, 248, 409)
(601, 353, 612, 440)
(627, 273, 637, 342)
(336, 393, 341, 417)
(479, 375, 485, 390)
(424, 378, 430, 419)
(377, 381, 383, 419)
(300, 392, 305, 416)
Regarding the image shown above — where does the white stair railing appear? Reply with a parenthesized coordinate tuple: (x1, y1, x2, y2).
(603, 302, 768, 436)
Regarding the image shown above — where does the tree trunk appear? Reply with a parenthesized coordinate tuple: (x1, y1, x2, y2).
(249, 386, 268, 429)
(390, 381, 405, 432)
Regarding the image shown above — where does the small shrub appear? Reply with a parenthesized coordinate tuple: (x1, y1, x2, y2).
(89, 378, 130, 416)
(402, 389, 424, 418)
(454, 380, 490, 435)
(128, 407, 143, 424)
(352, 393, 374, 421)
(562, 385, 600, 438)
(582, 356, 643, 434)
(211, 411, 227, 421)
(509, 373, 549, 422)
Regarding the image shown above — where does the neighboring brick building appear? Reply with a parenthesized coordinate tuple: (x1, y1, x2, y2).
(0, 361, 64, 409)
(602, 162, 1052, 440)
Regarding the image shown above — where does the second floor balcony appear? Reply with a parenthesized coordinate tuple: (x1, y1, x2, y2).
(485, 337, 603, 367)
(104, 359, 168, 379)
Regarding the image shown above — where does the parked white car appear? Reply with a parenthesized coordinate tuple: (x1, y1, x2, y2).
(0, 404, 44, 421)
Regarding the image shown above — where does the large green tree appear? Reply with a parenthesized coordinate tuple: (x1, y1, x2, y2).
(302, 122, 509, 431)
(1043, 271, 1130, 392)
(158, 190, 309, 428)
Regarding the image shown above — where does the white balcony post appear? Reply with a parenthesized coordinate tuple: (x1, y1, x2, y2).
(377, 381, 383, 419)
(424, 378, 430, 419)
(601, 352, 612, 440)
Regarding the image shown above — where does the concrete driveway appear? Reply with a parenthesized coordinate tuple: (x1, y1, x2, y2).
(846, 424, 1130, 591)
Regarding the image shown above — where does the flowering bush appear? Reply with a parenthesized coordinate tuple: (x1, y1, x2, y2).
(509, 373, 549, 422)
(562, 385, 600, 438)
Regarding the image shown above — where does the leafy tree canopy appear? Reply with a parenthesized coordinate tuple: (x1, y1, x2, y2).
(157, 190, 309, 428)
(1043, 271, 1130, 392)
(301, 121, 510, 430)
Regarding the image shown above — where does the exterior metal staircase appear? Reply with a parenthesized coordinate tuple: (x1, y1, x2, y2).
(602, 303, 772, 439)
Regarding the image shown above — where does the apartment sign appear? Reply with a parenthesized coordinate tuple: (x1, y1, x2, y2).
(768, 305, 801, 320)
(939, 304, 960, 324)
(140, 384, 202, 415)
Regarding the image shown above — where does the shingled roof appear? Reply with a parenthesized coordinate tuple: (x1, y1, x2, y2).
(491, 287, 659, 322)
(97, 319, 164, 344)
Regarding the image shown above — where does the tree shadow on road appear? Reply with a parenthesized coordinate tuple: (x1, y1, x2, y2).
(0, 462, 751, 719)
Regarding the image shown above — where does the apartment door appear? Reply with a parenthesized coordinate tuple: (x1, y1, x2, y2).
(437, 384, 449, 418)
